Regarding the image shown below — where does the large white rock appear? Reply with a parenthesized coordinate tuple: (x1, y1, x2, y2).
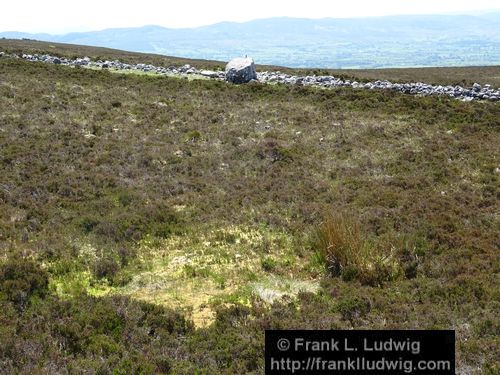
(225, 57, 257, 84)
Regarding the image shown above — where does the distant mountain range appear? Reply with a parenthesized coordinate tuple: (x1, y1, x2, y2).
(2, 14, 500, 68)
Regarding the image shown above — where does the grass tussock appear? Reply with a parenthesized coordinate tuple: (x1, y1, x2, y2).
(312, 212, 401, 286)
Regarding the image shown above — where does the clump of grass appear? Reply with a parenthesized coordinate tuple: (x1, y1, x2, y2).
(183, 130, 201, 142)
(311, 212, 401, 286)
(260, 257, 278, 272)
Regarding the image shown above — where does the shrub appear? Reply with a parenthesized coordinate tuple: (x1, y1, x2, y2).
(140, 301, 194, 336)
(336, 295, 372, 324)
(0, 257, 49, 309)
(79, 216, 100, 233)
(257, 139, 294, 163)
(93, 257, 120, 280)
(117, 246, 136, 267)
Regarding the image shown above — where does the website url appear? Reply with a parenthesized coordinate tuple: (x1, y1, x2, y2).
(270, 356, 452, 374)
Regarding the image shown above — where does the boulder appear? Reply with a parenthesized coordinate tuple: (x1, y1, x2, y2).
(225, 57, 257, 84)
(179, 64, 192, 73)
(200, 70, 219, 78)
(75, 58, 89, 66)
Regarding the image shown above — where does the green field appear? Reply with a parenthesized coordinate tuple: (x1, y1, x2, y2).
(0, 41, 499, 374)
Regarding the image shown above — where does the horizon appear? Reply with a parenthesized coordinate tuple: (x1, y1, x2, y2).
(2, 11, 499, 70)
(2, 11, 500, 35)
(2, 0, 500, 34)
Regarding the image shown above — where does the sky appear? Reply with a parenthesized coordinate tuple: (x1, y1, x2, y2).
(2, 0, 499, 34)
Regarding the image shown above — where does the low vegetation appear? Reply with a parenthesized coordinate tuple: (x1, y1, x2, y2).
(311, 212, 405, 286)
(0, 42, 499, 373)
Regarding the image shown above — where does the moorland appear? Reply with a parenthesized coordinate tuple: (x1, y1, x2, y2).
(0, 40, 499, 374)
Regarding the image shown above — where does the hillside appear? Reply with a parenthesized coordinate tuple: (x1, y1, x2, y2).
(2, 39, 500, 87)
(0, 43, 499, 373)
(2, 13, 500, 68)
